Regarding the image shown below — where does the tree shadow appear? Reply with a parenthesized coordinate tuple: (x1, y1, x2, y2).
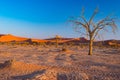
(57, 72, 84, 80)
(83, 61, 120, 80)
(102, 49, 120, 55)
(85, 61, 120, 70)
(55, 54, 66, 60)
(57, 73, 68, 80)
(11, 69, 46, 80)
(0, 63, 3, 68)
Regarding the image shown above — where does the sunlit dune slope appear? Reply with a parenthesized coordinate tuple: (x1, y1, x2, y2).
(32, 39, 47, 43)
(0, 34, 47, 43)
(0, 34, 28, 42)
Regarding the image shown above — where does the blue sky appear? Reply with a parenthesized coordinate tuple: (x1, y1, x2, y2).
(0, 0, 120, 40)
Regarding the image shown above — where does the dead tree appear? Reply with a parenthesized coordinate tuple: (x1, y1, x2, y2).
(55, 35, 61, 48)
(70, 8, 117, 55)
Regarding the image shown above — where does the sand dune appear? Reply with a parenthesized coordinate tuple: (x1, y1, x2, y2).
(0, 34, 88, 44)
(0, 34, 47, 43)
(45, 37, 88, 44)
(31, 39, 47, 43)
(0, 34, 27, 42)
(2, 34, 120, 45)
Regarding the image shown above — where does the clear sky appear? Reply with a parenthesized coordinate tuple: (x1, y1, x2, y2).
(0, 0, 120, 40)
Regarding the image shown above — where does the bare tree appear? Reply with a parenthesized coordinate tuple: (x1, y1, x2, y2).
(70, 8, 117, 55)
(55, 35, 61, 48)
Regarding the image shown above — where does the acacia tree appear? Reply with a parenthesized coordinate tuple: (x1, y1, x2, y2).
(70, 8, 117, 55)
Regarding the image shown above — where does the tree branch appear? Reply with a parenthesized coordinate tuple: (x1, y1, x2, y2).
(89, 8, 98, 25)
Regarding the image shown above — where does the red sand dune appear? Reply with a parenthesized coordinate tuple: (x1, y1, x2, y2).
(32, 39, 47, 43)
(0, 34, 47, 43)
(0, 34, 28, 42)
(0, 34, 88, 43)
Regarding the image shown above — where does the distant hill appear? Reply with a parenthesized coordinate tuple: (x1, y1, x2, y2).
(94, 39, 120, 46)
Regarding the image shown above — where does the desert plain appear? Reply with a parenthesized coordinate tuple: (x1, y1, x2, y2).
(0, 44, 119, 80)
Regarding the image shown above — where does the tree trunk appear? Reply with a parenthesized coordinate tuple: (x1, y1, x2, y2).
(56, 38, 58, 48)
(88, 37, 93, 55)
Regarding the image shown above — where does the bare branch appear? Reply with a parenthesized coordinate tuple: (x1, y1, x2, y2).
(73, 20, 90, 33)
(92, 17, 117, 35)
(80, 16, 88, 24)
(92, 28, 102, 40)
(74, 25, 89, 36)
(89, 8, 98, 25)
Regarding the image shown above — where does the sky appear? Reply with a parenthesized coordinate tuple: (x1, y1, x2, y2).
(0, 0, 120, 40)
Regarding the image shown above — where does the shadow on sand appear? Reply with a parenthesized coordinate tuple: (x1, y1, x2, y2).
(11, 69, 46, 80)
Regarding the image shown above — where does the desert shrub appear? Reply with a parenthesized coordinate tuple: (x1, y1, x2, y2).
(62, 47, 68, 52)
(14, 42, 21, 46)
(4, 59, 16, 67)
(0, 42, 4, 45)
(24, 42, 30, 45)
(4, 42, 11, 46)
(67, 42, 74, 47)
(38, 42, 47, 47)
(79, 43, 86, 48)
(63, 43, 67, 47)
(48, 42, 56, 47)
(32, 42, 38, 46)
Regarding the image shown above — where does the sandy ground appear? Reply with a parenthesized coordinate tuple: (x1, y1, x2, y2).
(0, 45, 120, 80)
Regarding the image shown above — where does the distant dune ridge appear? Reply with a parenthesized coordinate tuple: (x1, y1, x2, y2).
(0, 34, 120, 46)
(0, 34, 88, 43)
(45, 37, 88, 43)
